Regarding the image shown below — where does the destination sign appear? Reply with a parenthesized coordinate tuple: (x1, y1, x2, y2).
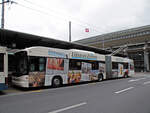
(71, 52, 97, 60)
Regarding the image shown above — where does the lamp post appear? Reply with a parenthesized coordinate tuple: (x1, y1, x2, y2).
(69, 21, 71, 42)
(102, 37, 104, 50)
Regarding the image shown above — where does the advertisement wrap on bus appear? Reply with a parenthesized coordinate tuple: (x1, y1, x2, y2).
(12, 46, 134, 88)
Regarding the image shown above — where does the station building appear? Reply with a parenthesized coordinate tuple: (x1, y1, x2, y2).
(1, 25, 150, 72)
(74, 25, 150, 72)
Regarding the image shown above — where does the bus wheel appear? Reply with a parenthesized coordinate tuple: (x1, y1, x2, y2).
(98, 74, 103, 82)
(52, 77, 62, 87)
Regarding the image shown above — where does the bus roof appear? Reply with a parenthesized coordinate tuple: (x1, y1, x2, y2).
(111, 56, 133, 63)
(15, 46, 133, 62)
(16, 46, 105, 61)
(20, 46, 68, 58)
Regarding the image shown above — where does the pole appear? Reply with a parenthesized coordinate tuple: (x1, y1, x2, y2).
(103, 37, 104, 49)
(69, 21, 71, 42)
(1, 0, 5, 28)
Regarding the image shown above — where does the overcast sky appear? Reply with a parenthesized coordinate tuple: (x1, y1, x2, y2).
(1, 0, 150, 41)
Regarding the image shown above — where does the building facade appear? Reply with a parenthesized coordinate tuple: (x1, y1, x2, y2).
(75, 25, 150, 72)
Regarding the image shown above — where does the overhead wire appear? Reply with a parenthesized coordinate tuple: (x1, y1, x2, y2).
(5, 1, 68, 40)
(17, 0, 69, 22)
(12, 1, 100, 39)
(9, 0, 127, 42)
(6, 0, 132, 36)
(17, 0, 110, 34)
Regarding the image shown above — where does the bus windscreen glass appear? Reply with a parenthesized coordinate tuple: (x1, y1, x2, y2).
(15, 51, 28, 76)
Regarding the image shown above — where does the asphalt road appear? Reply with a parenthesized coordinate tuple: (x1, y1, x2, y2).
(1, 73, 150, 113)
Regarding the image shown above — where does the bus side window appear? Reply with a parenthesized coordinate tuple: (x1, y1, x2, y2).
(92, 62, 98, 70)
(29, 57, 46, 72)
(112, 62, 118, 69)
(39, 58, 46, 72)
(30, 64, 35, 71)
(124, 63, 128, 69)
(69, 60, 81, 70)
(29, 57, 38, 72)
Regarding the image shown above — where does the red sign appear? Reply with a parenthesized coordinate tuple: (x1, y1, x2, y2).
(85, 28, 89, 32)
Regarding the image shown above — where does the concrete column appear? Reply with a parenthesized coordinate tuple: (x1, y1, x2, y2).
(144, 51, 149, 72)
(144, 43, 149, 72)
(123, 47, 128, 57)
(105, 55, 112, 79)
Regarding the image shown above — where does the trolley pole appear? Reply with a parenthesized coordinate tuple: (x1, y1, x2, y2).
(69, 21, 71, 42)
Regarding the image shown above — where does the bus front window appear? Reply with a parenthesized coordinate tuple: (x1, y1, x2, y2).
(15, 51, 28, 76)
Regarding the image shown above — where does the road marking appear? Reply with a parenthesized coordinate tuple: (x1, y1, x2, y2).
(88, 83, 97, 85)
(30, 90, 42, 93)
(48, 102, 87, 113)
(128, 78, 145, 82)
(115, 87, 134, 94)
(143, 81, 150, 85)
(0, 89, 43, 98)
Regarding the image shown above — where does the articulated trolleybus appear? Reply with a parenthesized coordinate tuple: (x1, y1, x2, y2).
(0, 46, 8, 91)
(12, 46, 134, 88)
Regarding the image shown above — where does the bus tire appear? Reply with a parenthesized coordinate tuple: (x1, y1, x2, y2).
(98, 73, 103, 82)
(52, 76, 62, 87)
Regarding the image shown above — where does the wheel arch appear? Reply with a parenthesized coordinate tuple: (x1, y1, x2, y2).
(98, 73, 104, 81)
(52, 75, 63, 85)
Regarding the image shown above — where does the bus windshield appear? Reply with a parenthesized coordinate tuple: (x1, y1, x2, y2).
(15, 51, 28, 76)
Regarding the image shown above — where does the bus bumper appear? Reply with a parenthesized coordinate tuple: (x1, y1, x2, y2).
(12, 80, 29, 88)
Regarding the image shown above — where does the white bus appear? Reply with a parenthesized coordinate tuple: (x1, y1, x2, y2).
(0, 46, 8, 91)
(12, 46, 134, 88)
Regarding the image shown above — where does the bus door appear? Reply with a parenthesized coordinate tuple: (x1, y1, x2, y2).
(105, 55, 112, 79)
(81, 62, 92, 81)
(99, 63, 106, 79)
(118, 63, 123, 77)
(129, 62, 135, 76)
